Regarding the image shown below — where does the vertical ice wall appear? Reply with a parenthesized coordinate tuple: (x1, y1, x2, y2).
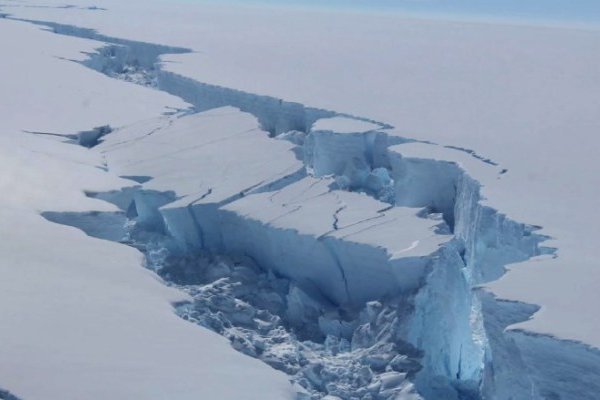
(157, 71, 336, 135)
(388, 148, 565, 398)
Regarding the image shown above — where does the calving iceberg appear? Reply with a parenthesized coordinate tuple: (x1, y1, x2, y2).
(2, 1, 600, 399)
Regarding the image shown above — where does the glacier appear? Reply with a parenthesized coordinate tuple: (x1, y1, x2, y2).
(19, 20, 578, 398)
(2, 2, 600, 399)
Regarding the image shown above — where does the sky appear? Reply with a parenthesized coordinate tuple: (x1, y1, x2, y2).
(188, 0, 600, 27)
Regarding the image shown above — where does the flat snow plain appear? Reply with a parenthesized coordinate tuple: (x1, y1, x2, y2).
(1, 0, 600, 398)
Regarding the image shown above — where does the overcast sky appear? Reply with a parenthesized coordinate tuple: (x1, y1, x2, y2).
(192, 0, 600, 26)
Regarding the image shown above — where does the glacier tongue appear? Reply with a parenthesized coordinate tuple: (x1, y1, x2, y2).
(21, 14, 600, 400)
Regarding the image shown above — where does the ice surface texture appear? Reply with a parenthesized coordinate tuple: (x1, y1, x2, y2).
(2, 7, 600, 400)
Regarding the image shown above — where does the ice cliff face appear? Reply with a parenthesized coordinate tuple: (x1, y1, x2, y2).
(19, 16, 600, 400)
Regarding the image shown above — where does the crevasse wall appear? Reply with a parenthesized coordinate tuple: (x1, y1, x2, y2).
(152, 127, 551, 398)
(159, 192, 430, 309)
(157, 71, 336, 136)
(21, 18, 339, 135)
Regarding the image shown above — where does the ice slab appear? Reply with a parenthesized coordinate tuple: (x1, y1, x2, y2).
(219, 176, 451, 306)
(100, 109, 450, 307)
(99, 107, 303, 207)
(311, 116, 383, 134)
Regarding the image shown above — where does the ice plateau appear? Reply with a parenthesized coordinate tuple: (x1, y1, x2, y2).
(1, 1, 600, 400)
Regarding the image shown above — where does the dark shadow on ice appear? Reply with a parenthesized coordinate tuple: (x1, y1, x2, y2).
(24, 125, 112, 148)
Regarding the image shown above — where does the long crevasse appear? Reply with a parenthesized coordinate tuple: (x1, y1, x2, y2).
(12, 15, 600, 400)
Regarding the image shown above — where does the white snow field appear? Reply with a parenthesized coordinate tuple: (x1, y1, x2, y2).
(1, 0, 600, 399)
(0, 15, 294, 400)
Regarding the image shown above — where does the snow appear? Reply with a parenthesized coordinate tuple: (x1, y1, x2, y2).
(0, 18, 184, 136)
(17, 0, 596, 349)
(99, 107, 302, 207)
(2, 0, 600, 399)
(311, 117, 383, 134)
(0, 15, 293, 400)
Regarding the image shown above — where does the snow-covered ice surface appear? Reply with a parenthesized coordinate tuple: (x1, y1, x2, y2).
(311, 117, 384, 135)
(2, 0, 600, 399)
(0, 14, 294, 400)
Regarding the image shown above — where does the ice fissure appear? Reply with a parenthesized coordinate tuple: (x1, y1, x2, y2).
(16, 16, 600, 400)
(12, 17, 391, 136)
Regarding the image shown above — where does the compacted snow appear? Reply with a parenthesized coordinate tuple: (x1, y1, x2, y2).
(1, 1, 600, 399)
